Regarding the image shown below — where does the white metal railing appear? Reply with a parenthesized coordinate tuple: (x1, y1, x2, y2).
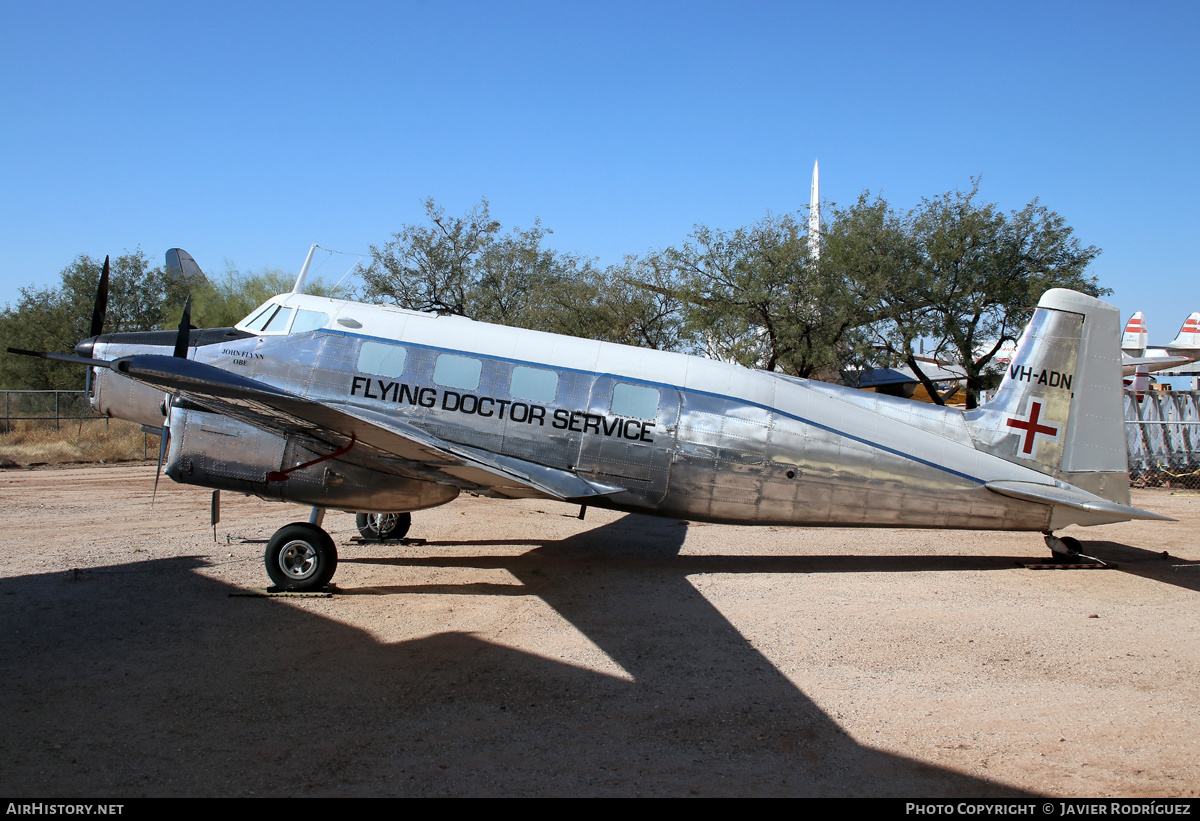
(1125, 390, 1200, 481)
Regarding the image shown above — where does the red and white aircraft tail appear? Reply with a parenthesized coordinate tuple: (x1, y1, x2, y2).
(1167, 312, 1200, 352)
(1119, 311, 1200, 375)
(1122, 311, 1148, 354)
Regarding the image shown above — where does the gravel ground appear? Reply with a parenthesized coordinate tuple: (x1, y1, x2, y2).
(1, 463, 1197, 797)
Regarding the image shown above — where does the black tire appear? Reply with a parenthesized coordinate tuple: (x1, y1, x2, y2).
(1058, 536, 1082, 556)
(355, 512, 411, 541)
(265, 523, 338, 591)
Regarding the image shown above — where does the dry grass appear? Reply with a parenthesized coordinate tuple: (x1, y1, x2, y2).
(0, 419, 152, 467)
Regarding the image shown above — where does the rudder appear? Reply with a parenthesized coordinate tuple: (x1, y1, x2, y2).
(965, 289, 1130, 505)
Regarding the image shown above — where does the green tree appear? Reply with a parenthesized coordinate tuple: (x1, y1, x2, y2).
(360, 198, 689, 351)
(540, 252, 688, 351)
(187, 263, 352, 329)
(672, 212, 876, 378)
(360, 198, 502, 317)
(0, 250, 184, 390)
(895, 181, 1105, 408)
(1, 250, 354, 389)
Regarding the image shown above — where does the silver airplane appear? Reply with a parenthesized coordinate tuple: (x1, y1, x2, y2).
(13, 250, 1171, 591)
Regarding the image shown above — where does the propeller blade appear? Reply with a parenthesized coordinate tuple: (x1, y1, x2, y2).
(173, 296, 193, 359)
(152, 426, 169, 509)
(151, 396, 172, 510)
(89, 256, 110, 340)
(6, 347, 109, 367)
(75, 257, 110, 438)
(78, 366, 92, 439)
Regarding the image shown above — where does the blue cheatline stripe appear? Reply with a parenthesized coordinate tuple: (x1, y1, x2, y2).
(270, 328, 989, 486)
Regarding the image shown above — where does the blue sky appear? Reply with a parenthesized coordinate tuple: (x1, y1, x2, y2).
(2, 1, 1196, 342)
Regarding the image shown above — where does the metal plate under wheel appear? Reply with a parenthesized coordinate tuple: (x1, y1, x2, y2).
(349, 537, 427, 545)
(1021, 559, 1114, 570)
(231, 588, 336, 597)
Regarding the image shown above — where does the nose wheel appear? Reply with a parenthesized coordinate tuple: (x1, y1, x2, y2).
(265, 522, 338, 591)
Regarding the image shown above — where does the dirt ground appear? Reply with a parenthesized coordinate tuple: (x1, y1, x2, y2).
(1, 463, 1197, 798)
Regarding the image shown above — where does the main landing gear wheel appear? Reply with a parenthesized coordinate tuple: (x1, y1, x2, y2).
(265, 522, 338, 591)
(356, 512, 411, 541)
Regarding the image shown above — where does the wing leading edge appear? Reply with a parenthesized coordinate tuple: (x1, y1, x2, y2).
(109, 354, 625, 502)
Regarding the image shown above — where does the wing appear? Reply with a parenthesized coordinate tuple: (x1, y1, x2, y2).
(110, 354, 623, 502)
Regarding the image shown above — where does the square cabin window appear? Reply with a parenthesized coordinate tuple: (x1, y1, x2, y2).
(510, 366, 557, 403)
(358, 341, 407, 378)
(433, 354, 482, 391)
(611, 383, 659, 420)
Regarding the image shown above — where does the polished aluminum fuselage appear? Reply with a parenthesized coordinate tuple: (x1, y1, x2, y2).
(89, 293, 1064, 531)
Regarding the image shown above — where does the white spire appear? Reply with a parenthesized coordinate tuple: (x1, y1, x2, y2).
(808, 159, 820, 263)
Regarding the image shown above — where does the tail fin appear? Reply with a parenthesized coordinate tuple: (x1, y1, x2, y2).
(1167, 311, 1200, 352)
(165, 248, 206, 283)
(1124, 364, 1151, 392)
(1121, 311, 1148, 353)
(966, 289, 1130, 505)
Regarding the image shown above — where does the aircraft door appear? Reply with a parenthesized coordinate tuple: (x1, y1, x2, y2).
(574, 376, 680, 506)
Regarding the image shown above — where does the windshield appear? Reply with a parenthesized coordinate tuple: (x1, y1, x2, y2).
(239, 301, 277, 330)
(238, 301, 330, 335)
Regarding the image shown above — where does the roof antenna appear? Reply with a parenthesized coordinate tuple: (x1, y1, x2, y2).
(291, 244, 318, 294)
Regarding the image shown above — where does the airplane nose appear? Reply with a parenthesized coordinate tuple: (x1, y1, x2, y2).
(75, 337, 96, 358)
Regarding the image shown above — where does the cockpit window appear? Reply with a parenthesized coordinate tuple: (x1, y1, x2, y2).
(261, 307, 295, 333)
(291, 309, 329, 334)
(240, 303, 329, 335)
(242, 303, 278, 331)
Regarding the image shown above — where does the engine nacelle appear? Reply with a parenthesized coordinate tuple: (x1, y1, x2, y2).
(92, 367, 171, 429)
(164, 406, 459, 512)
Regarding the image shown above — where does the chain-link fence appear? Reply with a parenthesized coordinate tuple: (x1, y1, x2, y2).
(1, 389, 99, 432)
(1125, 389, 1200, 490)
(0, 390, 152, 467)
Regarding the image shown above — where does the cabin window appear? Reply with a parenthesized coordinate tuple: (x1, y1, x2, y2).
(244, 304, 280, 332)
(510, 366, 557, 403)
(358, 341, 407, 378)
(433, 354, 482, 391)
(611, 383, 659, 419)
(291, 309, 329, 334)
(261, 307, 295, 333)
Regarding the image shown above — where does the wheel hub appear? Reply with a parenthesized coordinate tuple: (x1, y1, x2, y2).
(278, 539, 318, 579)
(369, 513, 398, 535)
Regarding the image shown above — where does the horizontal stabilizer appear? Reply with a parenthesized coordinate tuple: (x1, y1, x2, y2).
(985, 480, 1175, 522)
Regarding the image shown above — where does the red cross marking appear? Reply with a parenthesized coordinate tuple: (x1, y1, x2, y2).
(1005, 400, 1059, 455)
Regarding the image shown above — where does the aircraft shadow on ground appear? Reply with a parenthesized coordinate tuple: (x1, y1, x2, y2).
(1079, 539, 1200, 594)
(0, 514, 1032, 797)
